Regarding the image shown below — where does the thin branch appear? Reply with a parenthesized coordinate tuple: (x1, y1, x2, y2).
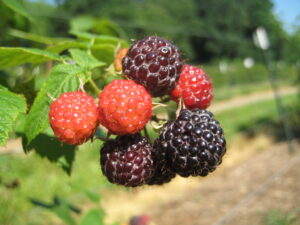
(144, 127, 150, 140)
(88, 79, 101, 95)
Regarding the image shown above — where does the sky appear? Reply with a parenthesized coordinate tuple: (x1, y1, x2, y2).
(272, 0, 300, 32)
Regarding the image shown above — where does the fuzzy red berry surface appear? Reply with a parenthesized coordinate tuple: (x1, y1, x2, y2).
(98, 79, 152, 135)
(49, 91, 99, 145)
(171, 64, 213, 109)
(100, 134, 154, 187)
(122, 36, 183, 97)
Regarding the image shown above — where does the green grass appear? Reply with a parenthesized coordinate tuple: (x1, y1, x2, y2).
(204, 61, 298, 89)
(213, 81, 272, 102)
(0, 140, 114, 225)
(265, 209, 300, 225)
(204, 61, 298, 102)
(215, 93, 298, 141)
(203, 60, 298, 102)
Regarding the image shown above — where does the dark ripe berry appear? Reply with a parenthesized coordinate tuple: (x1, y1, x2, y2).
(147, 135, 176, 185)
(122, 36, 183, 97)
(154, 109, 226, 177)
(100, 133, 154, 187)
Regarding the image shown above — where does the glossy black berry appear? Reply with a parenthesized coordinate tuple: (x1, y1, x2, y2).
(155, 109, 226, 177)
(100, 133, 154, 187)
(122, 36, 183, 97)
(147, 138, 176, 185)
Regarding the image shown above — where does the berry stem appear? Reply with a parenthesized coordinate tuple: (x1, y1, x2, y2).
(88, 79, 101, 95)
(47, 93, 56, 102)
(143, 127, 150, 140)
(160, 96, 171, 103)
(176, 98, 184, 118)
(152, 102, 168, 110)
(106, 132, 111, 139)
(96, 136, 110, 142)
(151, 115, 167, 123)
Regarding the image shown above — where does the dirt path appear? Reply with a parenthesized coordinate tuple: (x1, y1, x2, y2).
(210, 86, 297, 113)
(148, 141, 300, 225)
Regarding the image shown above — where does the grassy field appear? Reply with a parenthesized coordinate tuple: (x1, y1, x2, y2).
(215, 93, 298, 140)
(204, 61, 298, 102)
(0, 68, 298, 225)
(0, 140, 114, 225)
(204, 60, 298, 88)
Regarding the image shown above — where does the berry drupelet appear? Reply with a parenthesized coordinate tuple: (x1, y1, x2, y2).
(122, 36, 183, 97)
(98, 79, 152, 135)
(155, 109, 226, 177)
(100, 133, 154, 187)
(171, 64, 213, 109)
(49, 91, 99, 145)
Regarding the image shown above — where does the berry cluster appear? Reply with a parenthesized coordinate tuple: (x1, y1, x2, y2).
(49, 36, 226, 187)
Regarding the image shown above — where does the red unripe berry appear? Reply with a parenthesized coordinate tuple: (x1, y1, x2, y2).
(49, 91, 99, 145)
(171, 64, 213, 109)
(98, 79, 152, 135)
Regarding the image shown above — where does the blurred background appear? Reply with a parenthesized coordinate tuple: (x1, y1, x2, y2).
(0, 0, 299, 224)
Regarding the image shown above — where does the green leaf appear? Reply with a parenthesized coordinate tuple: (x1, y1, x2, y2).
(91, 44, 116, 65)
(70, 31, 127, 47)
(0, 47, 62, 69)
(70, 16, 96, 32)
(69, 49, 106, 70)
(9, 29, 70, 45)
(2, 0, 34, 22)
(22, 130, 76, 174)
(79, 208, 105, 225)
(0, 85, 26, 146)
(92, 19, 127, 39)
(24, 64, 87, 144)
(47, 41, 89, 53)
(52, 199, 77, 225)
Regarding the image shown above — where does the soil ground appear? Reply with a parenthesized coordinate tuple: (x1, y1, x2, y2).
(148, 141, 300, 225)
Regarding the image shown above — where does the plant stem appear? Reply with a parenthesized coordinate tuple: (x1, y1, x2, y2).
(88, 79, 101, 95)
(144, 127, 150, 140)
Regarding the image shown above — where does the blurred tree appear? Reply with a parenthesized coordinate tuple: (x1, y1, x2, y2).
(0, 1, 30, 45)
(1, 0, 291, 63)
(89, 0, 288, 62)
(191, 0, 288, 62)
(285, 19, 300, 64)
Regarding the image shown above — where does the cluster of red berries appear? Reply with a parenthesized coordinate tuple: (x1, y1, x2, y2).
(49, 36, 226, 187)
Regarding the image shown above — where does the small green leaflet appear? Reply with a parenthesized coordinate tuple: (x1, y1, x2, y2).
(69, 49, 106, 70)
(91, 44, 116, 65)
(9, 29, 70, 45)
(0, 85, 26, 146)
(2, 0, 34, 22)
(47, 41, 89, 53)
(69, 30, 128, 47)
(24, 64, 87, 144)
(0, 47, 62, 69)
